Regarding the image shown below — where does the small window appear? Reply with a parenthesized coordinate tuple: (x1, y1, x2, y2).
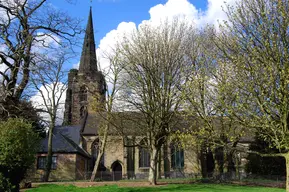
(171, 144, 184, 169)
(79, 86, 87, 102)
(51, 156, 57, 169)
(139, 139, 150, 168)
(37, 156, 57, 170)
(37, 156, 46, 169)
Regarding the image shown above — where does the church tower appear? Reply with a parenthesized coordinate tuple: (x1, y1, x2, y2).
(63, 8, 106, 125)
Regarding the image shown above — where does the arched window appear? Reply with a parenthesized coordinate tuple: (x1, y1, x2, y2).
(80, 106, 87, 119)
(139, 139, 150, 168)
(170, 143, 184, 169)
(79, 86, 87, 102)
(91, 139, 105, 171)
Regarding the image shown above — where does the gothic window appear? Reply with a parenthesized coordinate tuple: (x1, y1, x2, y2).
(139, 139, 150, 168)
(170, 143, 184, 169)
(79, 86, 87, 102)
(91, 139, 105, 171)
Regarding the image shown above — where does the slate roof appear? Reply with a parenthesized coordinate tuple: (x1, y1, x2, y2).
(80, 111, 254, 143)
(81, 111, 147, 136)
(80, 112, 99, 136)
(38, 125, 90, 158)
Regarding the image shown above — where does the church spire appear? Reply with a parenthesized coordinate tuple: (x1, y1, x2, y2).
(79, 7, 98, 74)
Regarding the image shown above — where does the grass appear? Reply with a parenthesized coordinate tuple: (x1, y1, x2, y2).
(27, 184, 285, 192)
(118, 177, 197, 183)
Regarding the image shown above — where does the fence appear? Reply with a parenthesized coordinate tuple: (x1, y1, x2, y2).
(30, 169, 286, 183)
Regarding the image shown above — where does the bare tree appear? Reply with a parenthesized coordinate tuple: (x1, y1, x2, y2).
(0, 0, 81, 116)
(117, 19, 193, 184)
(30, 51, 69, 182)
(90, 51, 123, 181)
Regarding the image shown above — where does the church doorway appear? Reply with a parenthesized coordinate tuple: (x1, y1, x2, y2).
(111, 161, 122, 181)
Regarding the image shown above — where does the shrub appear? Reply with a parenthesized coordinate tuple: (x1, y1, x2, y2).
(246, 135, 286, 177)
(0, 118, 40, 192)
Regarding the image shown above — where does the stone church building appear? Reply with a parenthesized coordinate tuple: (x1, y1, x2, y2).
(30, 8, 203, 181)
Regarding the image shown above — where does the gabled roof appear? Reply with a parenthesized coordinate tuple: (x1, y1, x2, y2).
(38, 125, 90, 158)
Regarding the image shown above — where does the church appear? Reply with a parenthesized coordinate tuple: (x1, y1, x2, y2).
(29, 8, 215, 182)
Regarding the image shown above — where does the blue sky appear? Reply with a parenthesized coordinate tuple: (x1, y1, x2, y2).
(50, 0, 208, 47)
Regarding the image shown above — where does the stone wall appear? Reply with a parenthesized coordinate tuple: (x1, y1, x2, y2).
(76, 154, 89, 180)
(31, 153, 77, 181)
(83, 135, 201, 180)
(63, 69, 78, 125)
(67, 73, 106, 126)
(104, 136, 126, 175)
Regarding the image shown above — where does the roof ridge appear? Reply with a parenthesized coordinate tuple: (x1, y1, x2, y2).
(60, 133, 90, 157)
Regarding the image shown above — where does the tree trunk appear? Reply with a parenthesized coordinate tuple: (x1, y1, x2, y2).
(200, 144, 208, 178)
(163, 143, 170, 178)
(148, 146, 159, 185)
(206, 148, 215, 178)
(90, 124, 109, 182)
(158, 149, 162, 179)
(227, 150, 236, 180)
(285, 154, 289, 192)
(227, 142, 238, 180)
(215, 146, 224, 175)
(43, 124, 54, 182)
(90, 151, 104, 181)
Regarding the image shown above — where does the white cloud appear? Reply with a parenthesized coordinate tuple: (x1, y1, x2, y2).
(0, 0, 26, 24)
(73, 61, 80, 69)
(148, 0, 199, 25)
(30, 83, 66, 126)
(97, 22, 136, 91)
(200, 0, 239, 28)
(0, 45, 7, 72)
(0, 63, 8, 77)
(145, 0, 240, 28)
(0, 45, 10, 82)
(33, 32, 61, 51)
(98, 21, 136, 70)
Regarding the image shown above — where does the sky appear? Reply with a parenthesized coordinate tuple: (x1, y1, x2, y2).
(51, 0, 208, 49)
(49, 0, 238, 69)
(2, 0, 238, 125)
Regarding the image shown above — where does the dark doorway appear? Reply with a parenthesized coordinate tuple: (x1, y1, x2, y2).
(112, 161, 122, 181)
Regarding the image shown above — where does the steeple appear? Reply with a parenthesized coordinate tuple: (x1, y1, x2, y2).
(79, 7, 98, 75)
(63, 6, 106, 126)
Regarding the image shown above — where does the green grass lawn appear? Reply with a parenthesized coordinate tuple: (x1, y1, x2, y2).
(27, 184, 285, 192)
